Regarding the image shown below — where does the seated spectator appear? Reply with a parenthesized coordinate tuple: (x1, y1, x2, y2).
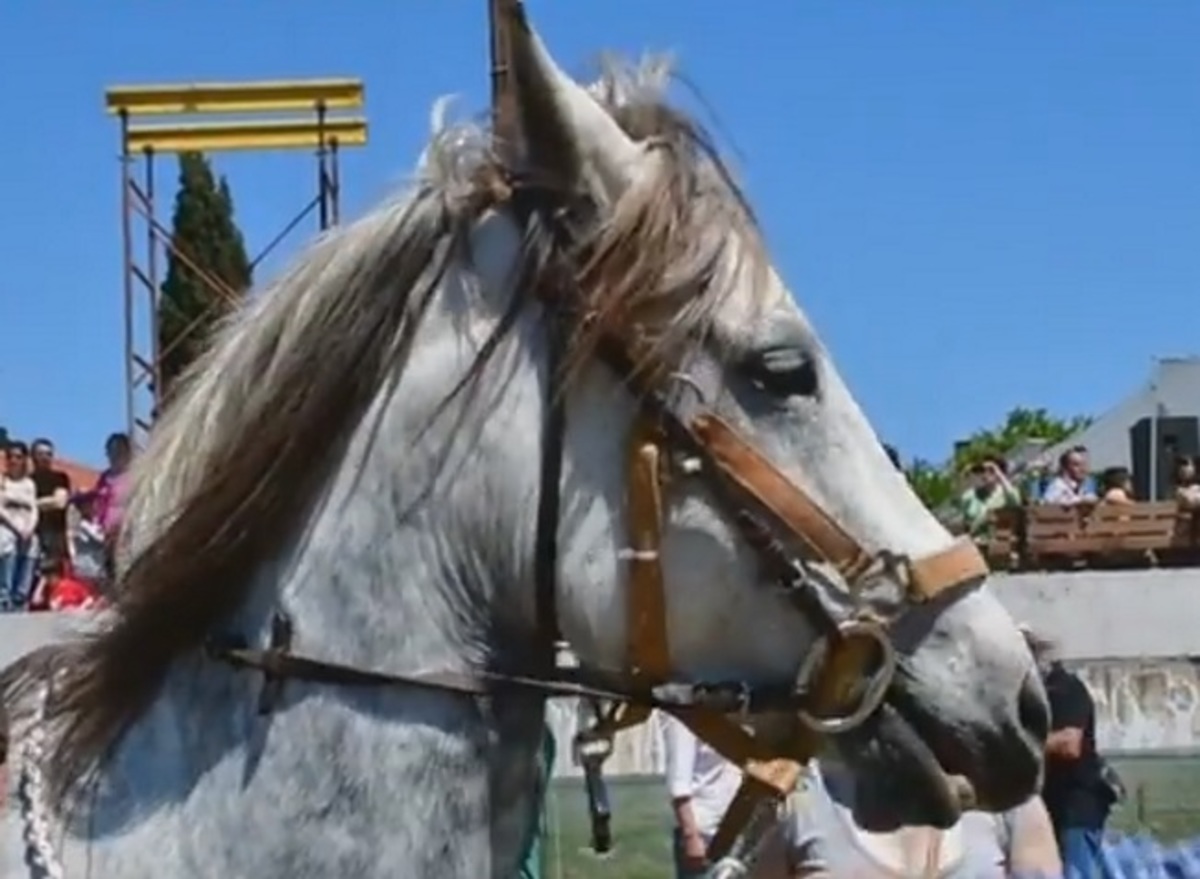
(1174, 456, 1200, 508)
(1041, 446, 1097, 506)
(0, 441, 39, 611)
(954, 455, 1021, 545)
(785, 760, 1062, 878)
(1098, 466, 1135, 505)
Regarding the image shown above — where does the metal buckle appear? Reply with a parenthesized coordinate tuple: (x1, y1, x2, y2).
(867, 549, 921, 602)
(573, 726, 615, 767)
(794, 618, 897, 735)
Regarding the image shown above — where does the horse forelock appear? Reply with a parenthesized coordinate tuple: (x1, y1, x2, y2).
(35, 52, 770, 806)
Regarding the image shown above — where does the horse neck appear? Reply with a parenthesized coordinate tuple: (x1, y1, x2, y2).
(78, 238, 556, 877)
(228, 205, 560, 670)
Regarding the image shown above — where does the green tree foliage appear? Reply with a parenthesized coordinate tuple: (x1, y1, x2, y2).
(949, 407, 1093, 473)
(903, 407, 1093, 510)
(906, 458, 959, 513)
(158, 152, 252, 401)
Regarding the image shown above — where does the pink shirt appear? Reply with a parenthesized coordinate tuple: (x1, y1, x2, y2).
(93, 469, 128, 539)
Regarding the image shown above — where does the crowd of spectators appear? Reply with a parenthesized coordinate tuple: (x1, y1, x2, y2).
(953, 445, 1200, 550)
(0, 433, 131, 613)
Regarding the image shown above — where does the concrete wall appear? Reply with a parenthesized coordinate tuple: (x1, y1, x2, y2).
(4, 566, 1199, 776)
(991, 568, 1200, 661)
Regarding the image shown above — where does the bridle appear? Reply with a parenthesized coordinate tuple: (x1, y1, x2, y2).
(206, 181, 990, 864)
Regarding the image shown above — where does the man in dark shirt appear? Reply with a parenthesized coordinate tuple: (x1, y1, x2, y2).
(29, 438, 71, 574)
(1023, 625, 1113, 877)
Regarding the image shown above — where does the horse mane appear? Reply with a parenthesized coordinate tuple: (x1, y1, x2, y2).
(16, 55, 767, 806)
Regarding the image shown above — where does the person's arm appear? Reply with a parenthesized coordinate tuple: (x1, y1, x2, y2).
(72, 487, 98, 507)
(0, 498, 18, 535)
(21, 497, 39, 542)
(662, 715, 702, 837)
(785, 786, 830, 878)
(998, 473, 1023, 506)
(36, 473, 70, 512)
(1046, 673, 1092, 760)
(662, 713, 711, 872)
(1005, 796, 1063, 878)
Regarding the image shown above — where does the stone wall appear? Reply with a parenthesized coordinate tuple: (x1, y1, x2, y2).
(1079, 659, 1200, 754)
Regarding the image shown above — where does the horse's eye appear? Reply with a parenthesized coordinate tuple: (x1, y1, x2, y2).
(741, 347, 820, 400)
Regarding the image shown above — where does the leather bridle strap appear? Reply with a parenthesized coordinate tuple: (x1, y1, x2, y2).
(625, 418, 672, 680)
(589, 331, 990, 598)
(584, 417, 674, 740)
(612, 409, 989, 863)
(688, 413, 989, 597)
(533, 306, 570, 654)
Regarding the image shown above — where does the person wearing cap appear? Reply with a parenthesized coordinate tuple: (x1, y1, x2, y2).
(955, 455, 1022, 549)
(1022, 625, 1116, 877)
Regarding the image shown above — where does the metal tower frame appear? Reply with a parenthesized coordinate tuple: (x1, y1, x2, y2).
(104, 78, 368, 445)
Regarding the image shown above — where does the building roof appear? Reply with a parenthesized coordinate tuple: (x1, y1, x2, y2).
(1040, 357, 1200, 469)
(57, 458, 101, 492)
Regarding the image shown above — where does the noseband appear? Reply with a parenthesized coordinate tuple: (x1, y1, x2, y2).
(208, 187, 989, 863)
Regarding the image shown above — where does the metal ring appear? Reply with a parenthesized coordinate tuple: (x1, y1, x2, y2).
(795, 618, 897, 736)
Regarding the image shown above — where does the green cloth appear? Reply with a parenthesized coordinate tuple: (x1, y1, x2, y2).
(956, 483, 1021, 539)
(517, 724, 557, 879)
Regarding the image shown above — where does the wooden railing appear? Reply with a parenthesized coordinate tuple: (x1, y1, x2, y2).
(982, 501, 1200, 572)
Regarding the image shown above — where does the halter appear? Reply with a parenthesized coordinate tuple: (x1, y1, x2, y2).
(529, 314, 988, 862)
(199, 184, 990, 866)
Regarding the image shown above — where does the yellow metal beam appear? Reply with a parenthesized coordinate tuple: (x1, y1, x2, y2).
(124, 117, 368, 154)
(106, 78, 364, 117)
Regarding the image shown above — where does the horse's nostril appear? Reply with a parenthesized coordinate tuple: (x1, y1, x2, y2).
(1018, 671, 1050, 743)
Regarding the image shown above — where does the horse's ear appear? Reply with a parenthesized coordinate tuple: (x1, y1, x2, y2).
(503, 0, 645, 202)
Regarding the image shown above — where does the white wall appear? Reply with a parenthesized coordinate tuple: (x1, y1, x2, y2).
(5, 566, 1200, 775)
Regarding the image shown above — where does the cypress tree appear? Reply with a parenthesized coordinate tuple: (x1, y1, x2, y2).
(157, 151, 252, 401)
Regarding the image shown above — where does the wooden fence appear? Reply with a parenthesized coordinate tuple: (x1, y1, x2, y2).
(984, 501, 1200, 571)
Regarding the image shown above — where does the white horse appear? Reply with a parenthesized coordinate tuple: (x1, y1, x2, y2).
(3, 7, 1047, 878)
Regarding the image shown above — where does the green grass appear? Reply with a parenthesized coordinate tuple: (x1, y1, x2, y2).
(542, 755, 1200, 879)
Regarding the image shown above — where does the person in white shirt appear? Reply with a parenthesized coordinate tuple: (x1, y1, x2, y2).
(1040, 446, 1097, 506)
(0, 441, 40, 610)
(662, 711, 744, 877)
(662, 713, 793, 878)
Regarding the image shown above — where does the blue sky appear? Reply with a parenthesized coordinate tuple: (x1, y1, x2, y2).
(2, 2, 1198, 467)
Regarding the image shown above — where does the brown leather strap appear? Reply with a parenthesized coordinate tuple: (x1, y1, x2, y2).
(590, 419, 675, 738)
(708, 768, 799, 861)
(907, 537, 988, 599)
(690, 414, 989, 598)
(689, 414, 875, 581)
(626, 419, 671, 680)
